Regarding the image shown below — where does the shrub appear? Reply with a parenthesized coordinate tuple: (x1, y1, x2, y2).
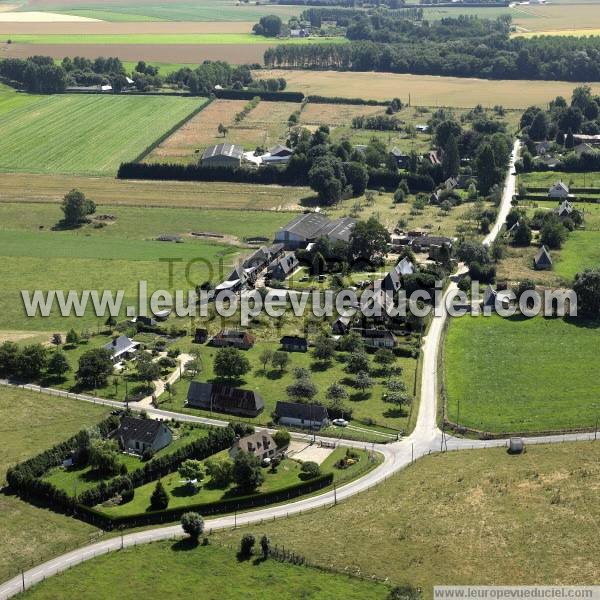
(181, 512, 204, 540)
(150, 481, 169, 511)
(239, 534, 256, 558)
(273, 429, 291, 449)
(299, 461, 321, 480)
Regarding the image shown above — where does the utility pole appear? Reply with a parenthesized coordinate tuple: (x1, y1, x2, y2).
(21, 570, 25, 593)
(333, 483, 337, 506)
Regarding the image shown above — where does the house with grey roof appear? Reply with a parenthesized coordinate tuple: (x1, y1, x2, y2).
(261, 144, 293, 164)
(534, 245, 553, 270)
(111, 416, 172, 455)
(229, 432, 280, 461)
(351, 327, 396, 349)
(275, 401, 330, 429)
(187, 381, 264, 417)
(103, 336, 139, 363)
(274, 213, 356, 249)
(267, 252, 299, 281)
(201, 143, 243, 168)
(554, 199, 574, 219)
(548, 181, 570, 199)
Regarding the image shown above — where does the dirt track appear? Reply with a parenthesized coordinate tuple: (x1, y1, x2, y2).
(0, 21, 255, 33)
(0, 41, 271, 63)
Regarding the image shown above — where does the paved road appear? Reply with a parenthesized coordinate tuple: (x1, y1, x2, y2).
(2, 140, 598, 599)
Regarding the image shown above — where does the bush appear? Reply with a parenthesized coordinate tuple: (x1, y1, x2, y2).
(181, 512, 204, 540)
(273, 429, 291, 449)
(299, 461, 321, 480)
(239, 534, 256, 558)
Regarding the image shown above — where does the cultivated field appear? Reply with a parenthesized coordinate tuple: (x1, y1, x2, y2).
(260, 70, 600, 108)
(19, 542, 387, 599)
(146, 99, 299, 162)
(0, 387, 108, 582)
(215, 441, 600, 596)
(510, 3, 600, 34)
(0, 40, 272, 62)
(444, 314, 600, 433)
(19, 0, 303, 22)
(0, 85, 204, 175)
(0, 173, 312, 210)
(0, 20, 257, 32)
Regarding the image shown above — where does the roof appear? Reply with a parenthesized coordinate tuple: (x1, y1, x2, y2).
(202, 143, 243, 161)
(549, 181, 569, 193)
(390, 147, 409, 158)
(113, 416, 168, 446)
(234, 432, 276, 455)
(268, 252, 298, 277)
(410, 235, 453, 248)
(534, 245, 553, 266)
(269, 144, 293, 157)
(276, 214, 356, 243)
(397, 257, 415, 276)
(351, 328, 396, 341)
(280, 335, 308, 347)
(555, 200, 574, 216)
(275, 401, 329, 422)
(187, 381, 264, 413)
(103, 336, 138, 358)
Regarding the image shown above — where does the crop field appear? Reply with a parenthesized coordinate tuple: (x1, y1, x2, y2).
(0, 21, 257, 33)
(0, 173, 313, 210)
(0, 85, 205, 175)
(146, 99, 298, 162)
(4, 33, 346, 44)
(444, 314, 600, 433)
(0, 40, 273, 63)
(521, 171, 600, 188)
(18, 0, 303, 22)
(19, 542, 387, 600)
(260, 70, 600, 108)
(510, 3, 600, 34)
(0, 387, 107, 582)
(215, 441, 600, 596)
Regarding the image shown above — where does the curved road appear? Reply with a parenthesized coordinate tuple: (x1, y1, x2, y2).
(2, 140, 597, 599)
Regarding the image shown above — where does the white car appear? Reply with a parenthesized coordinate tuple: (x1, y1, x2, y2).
(332, 418, 349, 427)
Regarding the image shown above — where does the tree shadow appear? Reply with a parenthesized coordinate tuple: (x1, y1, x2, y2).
(310, 361, 330, 373)
(383, 407, 407, 418)
(265, 369, 284, 380)
(252, 556, 268, 565)
(339, 376, 355, 387)
(299, 195, 321, 209)
(170, 484, 201, 498)
(171, 538, 199, 552)
(349, 391, 371, 402)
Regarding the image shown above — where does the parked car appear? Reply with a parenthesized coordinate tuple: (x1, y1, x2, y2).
(332, 418, 349, 427)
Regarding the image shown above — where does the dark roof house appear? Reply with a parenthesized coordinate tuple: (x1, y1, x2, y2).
(267, 252, 299, 281)
(211, 329, 255, 349)
(534, 245, 553, 270)
(351, 327, 396, 349)
(112, 416, 173, 454)
(187, 381, 264, 417)
(274, 213, 356, 249)
(229, 432, 279, 460)
(275, 401, 330, 429)
(280, 335, 308, 352)
(201, 143, 243, 167)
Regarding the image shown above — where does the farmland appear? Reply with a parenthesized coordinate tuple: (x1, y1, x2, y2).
(259, 70, 600, 108)
(214, 441, 600, 596)
(19, 542, 387, 600)
(444, 314, 600, 434)
(146, 99, 299, 163)
(0, 84, 205, 175)
(0, 173, 313, 210)
(17, 0, 303, 22)
(0, 387, 108, 583)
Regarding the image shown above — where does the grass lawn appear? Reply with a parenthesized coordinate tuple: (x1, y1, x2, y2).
(521, 171, 600, 189)
(43, 424, 210, 496)
(19, 541, 387, 600)
(214, 441, 600, 596)
(0, 84, 205, 175)
(160, 340, 418, 433)
(444, 314, 600, 433)
(6, 33, 346, 45)
(97, 446, 375, 517)
(0, 386, 108, 581)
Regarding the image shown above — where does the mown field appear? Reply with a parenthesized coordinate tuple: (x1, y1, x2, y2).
(0, 173, 313, 210)
(444, 314, 600, 433)
(20, 0, 303, 22)
(0, 85, 205, 175)
(19, 542, 388, 600)
(260, 70, 600, 108)
(0, 387, 108, 582)
(214, 441, 600, 596)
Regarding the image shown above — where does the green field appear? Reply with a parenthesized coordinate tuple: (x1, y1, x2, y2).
(520, 171, 600, 188)
(20, 541, 387, 600)
(0, 387, 108, 582)
(5, 33, 345, 45)
(444, 314, 600, 433)
(214, 441, 600, 596)
(25, 0, 302, 22)
(0, 85, 205, 176)
(0, 229, 236, 330)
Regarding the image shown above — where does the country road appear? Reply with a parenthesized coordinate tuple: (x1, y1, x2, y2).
(1, 139, 598, 599)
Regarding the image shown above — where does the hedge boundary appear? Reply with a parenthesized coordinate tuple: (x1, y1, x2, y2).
(76, 473, 334, 529)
